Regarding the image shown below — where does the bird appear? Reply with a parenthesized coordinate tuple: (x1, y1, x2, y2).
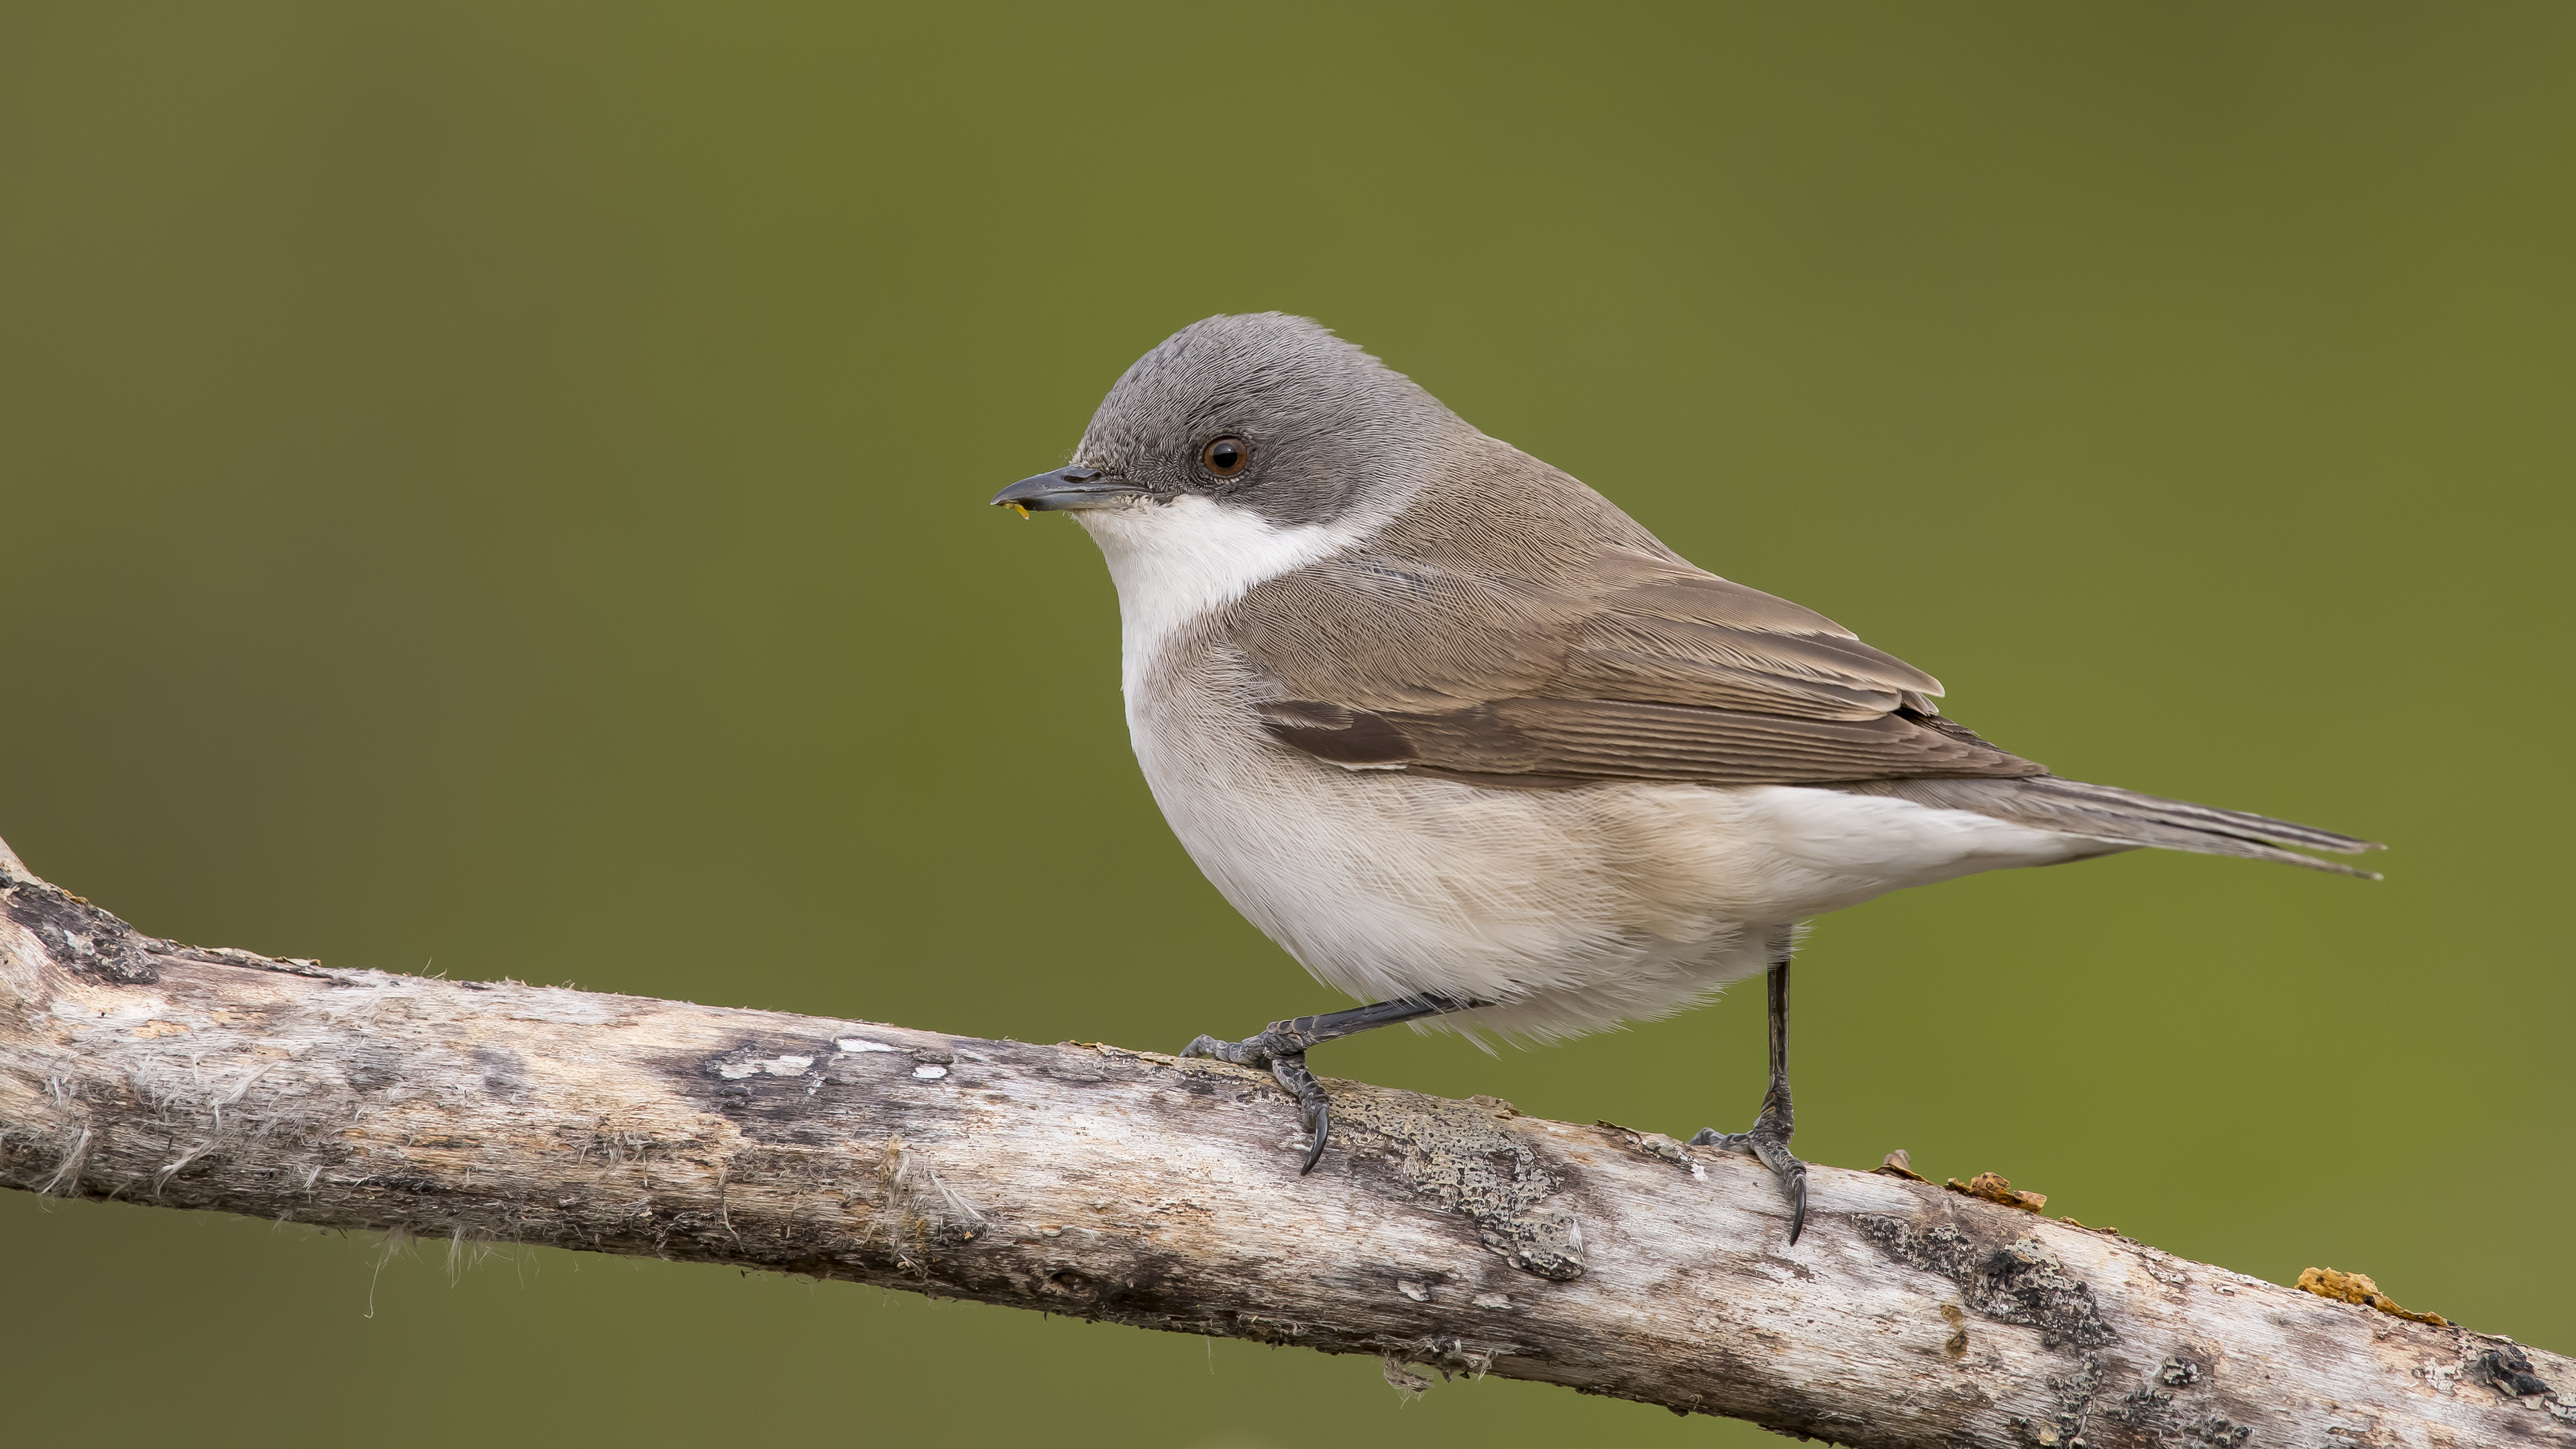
(991, 312, 2378, 1244)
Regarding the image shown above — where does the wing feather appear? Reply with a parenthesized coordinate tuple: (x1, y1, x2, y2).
(1246, 565, 2039, 788)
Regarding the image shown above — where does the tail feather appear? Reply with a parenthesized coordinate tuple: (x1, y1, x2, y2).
(1839, 775, 2384, 878)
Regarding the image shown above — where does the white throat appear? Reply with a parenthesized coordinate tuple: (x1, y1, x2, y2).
(1075, 493, 1380, 686)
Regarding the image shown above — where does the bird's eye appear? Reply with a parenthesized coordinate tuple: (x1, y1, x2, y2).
(1201, 437, 1250, 477)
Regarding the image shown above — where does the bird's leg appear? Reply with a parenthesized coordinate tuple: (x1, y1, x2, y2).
(1690, 943, 1810, 1244)
(1182, 994, 1474, 1174)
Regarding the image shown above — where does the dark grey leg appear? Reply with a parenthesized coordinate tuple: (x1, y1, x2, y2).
(1183, 994, 1475, 1173)
(1690, 944, 1810, 1244)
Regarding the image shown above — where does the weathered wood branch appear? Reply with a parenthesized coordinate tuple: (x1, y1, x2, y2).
(0, 835, 2564, 1445)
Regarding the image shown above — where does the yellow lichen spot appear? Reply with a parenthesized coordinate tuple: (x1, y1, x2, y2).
(1945, 1171, 2047, 1213)
(2295, 1267, 2449, 1326)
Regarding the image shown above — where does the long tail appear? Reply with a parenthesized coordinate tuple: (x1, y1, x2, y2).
(1840, 775, 2385, 877)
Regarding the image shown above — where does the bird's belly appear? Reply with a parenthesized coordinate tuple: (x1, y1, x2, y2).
(1127, 684, 2097, 1039)
(1130, 714, 1776, 1038)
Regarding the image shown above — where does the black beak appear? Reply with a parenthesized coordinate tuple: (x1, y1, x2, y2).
(991, 468, 1148, 514)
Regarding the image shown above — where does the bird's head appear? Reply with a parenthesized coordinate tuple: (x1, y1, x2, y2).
(991, 313, 1456, 551)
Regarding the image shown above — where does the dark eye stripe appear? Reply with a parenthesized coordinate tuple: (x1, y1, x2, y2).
(1201, 437, 1249, 476)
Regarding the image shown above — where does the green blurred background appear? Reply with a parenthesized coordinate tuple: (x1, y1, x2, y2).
(3, 3, 2567, 1443)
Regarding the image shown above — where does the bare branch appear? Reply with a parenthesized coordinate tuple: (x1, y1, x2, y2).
(1, 839, 2564, 1444)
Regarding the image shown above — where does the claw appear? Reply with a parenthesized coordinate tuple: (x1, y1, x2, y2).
(1181, 1023, 1334, 1171)
(1177, 998, 1473, 1176)
(1752, 1136, 1809, 1245)
(1690, 1124, 1809, 1244)
(1269, 1051, 1331, 1173)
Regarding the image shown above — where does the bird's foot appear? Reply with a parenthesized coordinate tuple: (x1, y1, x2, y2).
(1690, 1119, 1809, 1245)
(1181, 1022, 1334, 1173)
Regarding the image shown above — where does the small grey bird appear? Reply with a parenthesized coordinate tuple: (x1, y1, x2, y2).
(993, 313, 2377, 1242)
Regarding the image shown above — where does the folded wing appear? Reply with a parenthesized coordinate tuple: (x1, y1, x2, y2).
(1250, 564, 2047, 789)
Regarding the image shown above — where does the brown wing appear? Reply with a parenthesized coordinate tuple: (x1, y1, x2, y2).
(1247, 564, 2043, 789)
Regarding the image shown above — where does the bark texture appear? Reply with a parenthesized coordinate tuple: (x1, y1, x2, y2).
(1, 836, 2565, 1445)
